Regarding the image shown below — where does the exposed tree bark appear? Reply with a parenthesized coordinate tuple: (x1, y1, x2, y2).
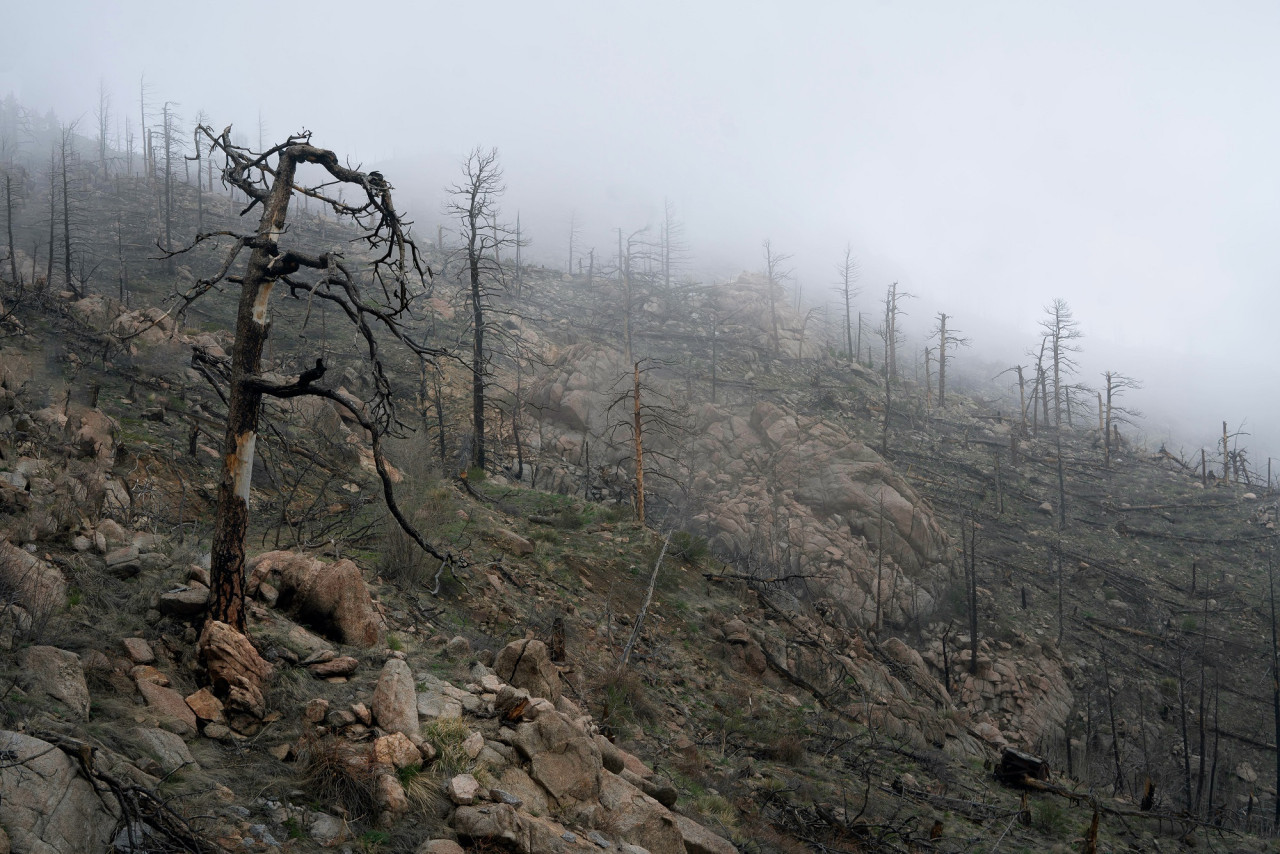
(1178, 650, 1194, 813)
(1055, 426, 1067, 529)
(514, 212, 522, 297)
(620, 531, 672, 668)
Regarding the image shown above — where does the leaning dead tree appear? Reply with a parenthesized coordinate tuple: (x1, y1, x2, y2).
(170, 127, 454, 709)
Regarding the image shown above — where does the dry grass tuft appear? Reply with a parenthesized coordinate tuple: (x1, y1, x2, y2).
(297, 733, 380, 821)
(421, 716, 473, 778)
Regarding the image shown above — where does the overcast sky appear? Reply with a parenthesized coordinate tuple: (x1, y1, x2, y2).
(5, 1, 1280, 463)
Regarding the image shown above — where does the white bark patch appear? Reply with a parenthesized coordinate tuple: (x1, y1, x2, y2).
(232, 431, 257, 502)
(252, 281, 275, 326)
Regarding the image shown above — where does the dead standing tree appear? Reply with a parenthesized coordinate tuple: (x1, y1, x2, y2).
(929, 312, 970, 408)
(604, 358, 690, 527)
(1099, 371, 1141, 469)
(1040, 298, 1083, 427)
(174, 126, 453, 718)
(445, 147, 510, 472)
(877, 281, 914, 456)
(834, 244, 860, 364)
(762, 239, 792, 357)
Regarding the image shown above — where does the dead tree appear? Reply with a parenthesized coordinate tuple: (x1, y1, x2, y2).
(881, 281, 913, 380)
(172, 127, 451, 693)
(2, 168, 21, 287)
(877, 282, 914, 455)
(659, 197, 689, 293)
(95, 79, 111, 169)
(1039, 299, 1083, 427)
(834, 244, 860, 364)
(566, 210, 580, 278)
(58, 123, 80, 297)
(445, 147, 511, 471)
(762, 239, 792, 356)
(616, 227, 650, 365)
(159, 102, 183, 266)
(995, 365, 1029, 434)
(604, 358, 689, 527)
(1100, 371, 1142, 469)
(930, 312, 970, 407)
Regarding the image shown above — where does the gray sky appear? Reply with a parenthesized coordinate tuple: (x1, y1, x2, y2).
(5, 1, 1280, 463)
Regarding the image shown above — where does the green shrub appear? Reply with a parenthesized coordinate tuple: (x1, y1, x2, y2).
(670, 530, 709, 565)
(554, 507, 586, 530)
(1032, 799, 1071, 837)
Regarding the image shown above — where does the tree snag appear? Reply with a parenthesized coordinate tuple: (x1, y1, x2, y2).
(169, 126, 450, 719)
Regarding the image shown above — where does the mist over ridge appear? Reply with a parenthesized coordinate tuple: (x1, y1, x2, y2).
(4, 0, 1280, 462)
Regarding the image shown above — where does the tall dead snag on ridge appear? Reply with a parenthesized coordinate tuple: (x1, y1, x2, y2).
(615, 227, 650, 366)
(929, 312, 970, 408)
(877, 281, 914, 456)
(1039, 298, 1083, 427)
(834, 244, 859, 364)
(605, 358, 689, 527)
(445, 147, 510, 472)
(173, 126, 451, 718)
(762, 239, 792, 357)
(1100, 371, 1141, 469)
(659, 197, 688, 294)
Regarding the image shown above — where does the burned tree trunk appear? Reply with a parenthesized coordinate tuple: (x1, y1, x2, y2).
(207, 149, 299, 632)
(633, 361, 645, 526)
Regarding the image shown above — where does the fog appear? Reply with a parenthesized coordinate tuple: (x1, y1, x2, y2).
(5, 0, 1280, 464)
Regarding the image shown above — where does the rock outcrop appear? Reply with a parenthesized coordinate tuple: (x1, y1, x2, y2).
(0, 731, 119, 854)
(17, 646, 89, 721)
(199, 620, 274, 726)
(371, 658, 418, 738)
(0, 539, 66, 617)
(248, 550, 385, 647)
(494, 638, 562, 702)
(531, 344, 949, 631)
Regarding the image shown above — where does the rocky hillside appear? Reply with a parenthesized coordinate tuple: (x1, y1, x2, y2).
(1, 166, 1279, 854)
